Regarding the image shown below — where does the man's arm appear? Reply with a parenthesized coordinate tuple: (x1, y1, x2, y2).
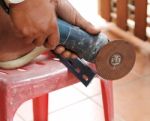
(0, 0, 101, 59)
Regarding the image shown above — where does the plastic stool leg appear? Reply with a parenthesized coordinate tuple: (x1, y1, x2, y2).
(33, 94, 48, 121)
(101, 80, 114, 121)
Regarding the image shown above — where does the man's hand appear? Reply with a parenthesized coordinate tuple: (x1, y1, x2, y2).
(9, 0, 101, 59)
(54, 0, 101, 58)
(9, 0, 59, 49)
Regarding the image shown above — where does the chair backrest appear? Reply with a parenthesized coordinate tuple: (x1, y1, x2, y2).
(98, 0, 149, 41)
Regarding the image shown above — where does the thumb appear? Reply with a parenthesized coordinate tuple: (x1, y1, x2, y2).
(56, 0, 100, 35)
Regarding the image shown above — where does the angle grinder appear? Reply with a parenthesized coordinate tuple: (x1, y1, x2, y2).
(0, 19, 136, 80)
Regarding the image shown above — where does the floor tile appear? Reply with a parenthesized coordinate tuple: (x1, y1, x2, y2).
(91, 92, 126, 121)
(131, 52, 150, 77)
(14, 113, 25, 121)
(48, 85, 87, 113)
(73, 77, 101, 97)
(114, 113, 126, 121)
(113, 71, 140, 88)
(16, 100, 33, 121)
(48, 99, 104, 121)
(113, 75, 150, 121)
(91, 94, 103, 106)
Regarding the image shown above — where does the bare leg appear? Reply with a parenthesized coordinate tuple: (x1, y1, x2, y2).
(0, 8, 35, 61)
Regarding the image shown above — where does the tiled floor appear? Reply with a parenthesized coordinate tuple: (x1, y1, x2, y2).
(14, 78, 106, 121)
(113, 51, 150, 121)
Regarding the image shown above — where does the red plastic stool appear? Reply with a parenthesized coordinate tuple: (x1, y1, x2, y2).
(0, 53, 114, 121)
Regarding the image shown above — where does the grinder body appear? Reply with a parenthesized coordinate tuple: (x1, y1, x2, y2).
(58, 19, 109, 62)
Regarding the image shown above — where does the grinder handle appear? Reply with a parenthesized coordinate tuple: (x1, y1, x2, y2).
(58, 19, 109, 61)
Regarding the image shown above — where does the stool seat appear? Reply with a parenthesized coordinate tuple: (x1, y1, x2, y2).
(0, 52, 114, 121)
(0, 53, 80, 121)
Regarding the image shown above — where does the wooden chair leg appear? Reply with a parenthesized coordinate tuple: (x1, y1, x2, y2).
(101, 80, 114, 121)
(33, 94, 48, 121)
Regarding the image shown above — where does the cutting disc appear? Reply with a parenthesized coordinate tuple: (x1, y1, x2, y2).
(95, 40, 136, 80)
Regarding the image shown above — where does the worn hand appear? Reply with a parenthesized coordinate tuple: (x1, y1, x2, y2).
(9, 0, 100, 59)
(9, 0, 59, 49)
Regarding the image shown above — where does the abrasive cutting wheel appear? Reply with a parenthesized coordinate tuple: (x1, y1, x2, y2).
(95, 40, 136, 80)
